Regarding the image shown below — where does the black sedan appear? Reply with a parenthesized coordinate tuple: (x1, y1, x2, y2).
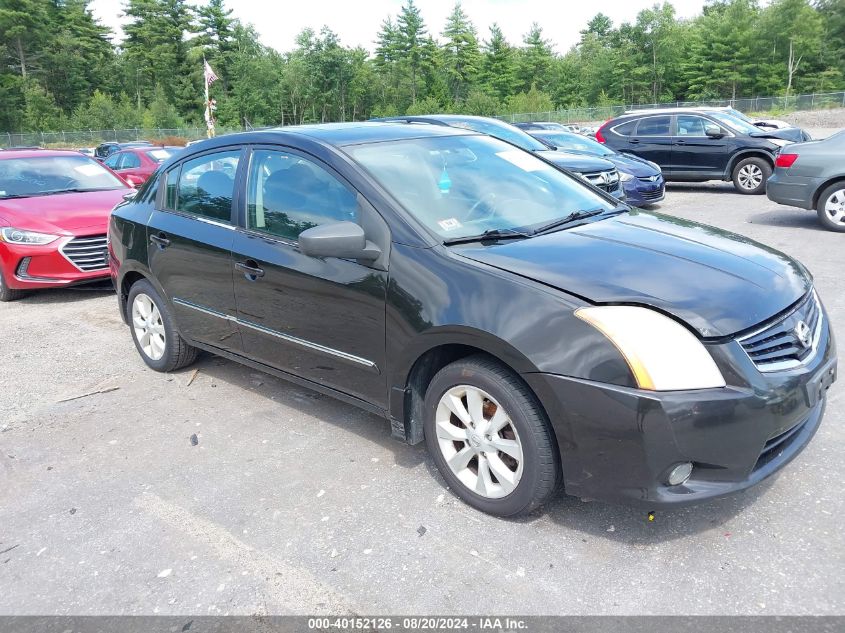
(109, 123, 837, 517)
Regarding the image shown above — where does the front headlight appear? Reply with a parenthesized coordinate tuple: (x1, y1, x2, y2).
(0, 227, 60, 245)
(575, 306, 726, 391)
(619, 171, 634, 182)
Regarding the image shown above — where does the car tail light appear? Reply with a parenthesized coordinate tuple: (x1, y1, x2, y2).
(775, 153, 798, 168)
(595, 121, 610, 144)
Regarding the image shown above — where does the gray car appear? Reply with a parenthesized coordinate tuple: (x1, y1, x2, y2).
(767, 130, 845, 232)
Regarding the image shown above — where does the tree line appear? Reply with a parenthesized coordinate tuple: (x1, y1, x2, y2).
(0, 0, 843, 134)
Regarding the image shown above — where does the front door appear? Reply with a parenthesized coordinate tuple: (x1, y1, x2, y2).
(232, 148, 388, 407)
(147, 147, 244, 352)
(671, 114, 729, 175)
(627, 115, 674, 172)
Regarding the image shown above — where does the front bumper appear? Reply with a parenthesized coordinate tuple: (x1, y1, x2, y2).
(524, 308, 837, 509)
(623, 176, 666, 207)
(0, 237, 109, 290)
(766, 170, 821, 210)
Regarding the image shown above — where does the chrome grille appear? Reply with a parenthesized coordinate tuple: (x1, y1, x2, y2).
(738, 291, 823, 372)
(582, 169, 620, 192)
(640, 186, 665, 201)
(61, 234, 109, 272)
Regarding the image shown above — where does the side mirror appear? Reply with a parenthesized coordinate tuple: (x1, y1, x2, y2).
(122, 190, 137, 201)
(705, 125, 724, 139)
(298, 221, 381, 261)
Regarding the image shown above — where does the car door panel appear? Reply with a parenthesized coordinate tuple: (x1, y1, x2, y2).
(626, 116, 673, 171)
(231, 147, 388, 407)
(147, 148, 244, 352)
(672, 115, 729, 175)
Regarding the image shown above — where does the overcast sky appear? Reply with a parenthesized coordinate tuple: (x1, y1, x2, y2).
(89, 0, 714, 54)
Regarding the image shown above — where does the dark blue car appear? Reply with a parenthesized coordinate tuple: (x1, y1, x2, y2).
(526, 129, 665, 207)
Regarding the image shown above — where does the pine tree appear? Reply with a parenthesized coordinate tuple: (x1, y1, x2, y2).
(396, 0, 428, 103)
(441, 3, 480, 103)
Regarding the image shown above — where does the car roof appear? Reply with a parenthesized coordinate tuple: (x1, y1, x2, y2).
(0, 149, 89, 160)
(181, 122, 473, 151)
(621, 107, 726, 116)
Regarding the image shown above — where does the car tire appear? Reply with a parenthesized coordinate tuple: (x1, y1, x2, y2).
(732, 157, 771, 195)
(815, 182, 845, 232)
(127, 279, 198, 372)
(423, 354, 561, 517)
(0, 269, 25, 302)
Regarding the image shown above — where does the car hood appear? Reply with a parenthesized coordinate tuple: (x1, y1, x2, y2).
(536, 149, 616, 173)
(0, 189, 127, 234)
(607, 153, 661, 177)
(750, 127, 806, 143)
(453, 210, 810, 338)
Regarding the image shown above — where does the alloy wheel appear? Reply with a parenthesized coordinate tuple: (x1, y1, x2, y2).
(434, 385, 524, 499)
(823, 188, 845, 226)
(131, 293, 166, 361)
(737, 163, 763, 190)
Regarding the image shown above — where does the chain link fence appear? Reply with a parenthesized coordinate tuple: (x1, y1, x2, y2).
(0, 126, 246, 149)
(3, 91, 845, 147)
(499, 91, 845, 125)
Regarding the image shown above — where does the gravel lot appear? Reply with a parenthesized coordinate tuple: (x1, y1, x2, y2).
(1, 161, 843, 616)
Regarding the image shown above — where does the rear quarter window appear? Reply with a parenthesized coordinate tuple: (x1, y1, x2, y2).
(612, 119, 638, 136)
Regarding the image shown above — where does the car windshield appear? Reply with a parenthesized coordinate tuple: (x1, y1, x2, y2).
(0, 155, 125, 199)
(442, 118, 549, 152)
(532, 131, 615, 157)
(347, 134, 617, 241)
(708, 111, 760, 135)
(146, 149, 174, 163)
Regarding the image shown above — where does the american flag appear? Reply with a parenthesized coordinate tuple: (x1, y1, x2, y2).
(203, 59, 219, 86)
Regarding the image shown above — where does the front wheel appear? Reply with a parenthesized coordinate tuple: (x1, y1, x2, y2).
(424, 355, 561, 517)
(127, 279, 198, 372)
(0, 269, 25, 302)
(732, 157, 771, 195)
(816, 182, 845, 232)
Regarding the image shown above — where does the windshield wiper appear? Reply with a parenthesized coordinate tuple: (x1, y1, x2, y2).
(443, 227, 531, 246)
(532, 207, 616, 235)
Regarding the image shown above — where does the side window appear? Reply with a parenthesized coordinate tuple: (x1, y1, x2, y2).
(612, 119, 637, 136)
(123, 153, 141, 169)
(173, 150, 240, 222)
(635, 116, 671, 136)
(104, 154, 122, 169)
(246, 149, 358, 241)
(676, 115, 708, 136)
(164, 166, 179, 210)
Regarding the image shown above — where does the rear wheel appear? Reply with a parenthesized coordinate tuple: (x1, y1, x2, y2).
(127, 279, 198, 371)
(0, 270, 25, 302)
(423, 355, 561, 517)
(816, 183, 845, 232)
(732, 157, 771, 195)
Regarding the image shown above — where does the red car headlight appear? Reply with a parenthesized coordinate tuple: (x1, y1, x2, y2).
(0, 227, 61, 245)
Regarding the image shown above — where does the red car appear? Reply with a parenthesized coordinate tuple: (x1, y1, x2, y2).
(0, 150, 131, 301)
(102, 146, 180, 187)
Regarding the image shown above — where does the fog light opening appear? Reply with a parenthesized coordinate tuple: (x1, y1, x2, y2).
(667, 462, 693, 486)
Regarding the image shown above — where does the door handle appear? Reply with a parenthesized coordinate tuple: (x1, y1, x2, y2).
(150, 233, 170, 248)
(629, 139, 640, 144)
(674, 140, 687, 145)
(235, 260, 265, 279)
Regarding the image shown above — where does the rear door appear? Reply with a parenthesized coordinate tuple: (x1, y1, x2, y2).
(626, 116, 673, 171)
(147, 147, 244, 352)
(671, 114, 729, 175)
(231, 146, 389, 407)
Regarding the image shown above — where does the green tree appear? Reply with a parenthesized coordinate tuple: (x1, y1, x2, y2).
(22, 79, 64, 131)
(396, 0, 428, 104)
(480, 24, 517, 101)
(441, 3, 481, 103)
(123, 0, 195, 113)
(515, 23, 554, 93)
